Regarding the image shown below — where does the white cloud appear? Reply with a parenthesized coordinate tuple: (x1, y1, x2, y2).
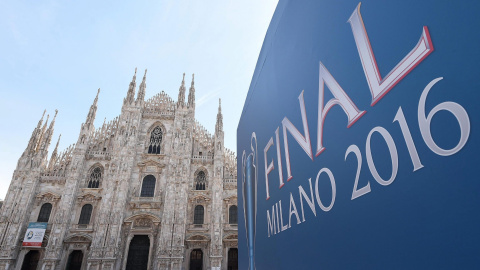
(197, 88, 222, 108)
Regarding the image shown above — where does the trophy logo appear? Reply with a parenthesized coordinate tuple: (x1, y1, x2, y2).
(242, 132, 257, 270)
(26, 231, 34, 240)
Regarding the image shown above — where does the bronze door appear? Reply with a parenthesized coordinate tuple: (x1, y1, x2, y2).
(189, 249, 203, 270)
(21, 250, 40, 270)
(126, 235, 150, 270)
(228, 248, 238, 270)
(66, 250, 83, 270)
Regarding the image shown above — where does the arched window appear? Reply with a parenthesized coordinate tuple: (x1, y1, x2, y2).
(148, 126, 163, 154)
(193, 205, 204, 225)
(195, 171, 206, 190)
(88, 167, 102, 188)
(37, 203, 52, 222)
(78, 204, 93, 224)
(140, 175, 156, 197)
(229, 205, 238, 224)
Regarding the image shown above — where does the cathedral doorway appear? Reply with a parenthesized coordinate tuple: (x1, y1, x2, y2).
(227, 248, 238, 270)
(20, 250, 40, 270)
(189, 249, 203, 270)
(126, 235, 150, 270)
(65, 250, 83, 270)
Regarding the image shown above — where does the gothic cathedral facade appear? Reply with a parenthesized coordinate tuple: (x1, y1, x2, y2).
(0, 69, 238, 270)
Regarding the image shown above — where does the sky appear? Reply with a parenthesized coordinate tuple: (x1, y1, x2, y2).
(0, 0, 278, 199)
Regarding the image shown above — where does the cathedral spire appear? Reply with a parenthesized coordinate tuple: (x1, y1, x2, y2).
(41, 114, 50, 135)
(37, 110, 46, 130)
(53, 134, 61, 154)
(24, 110, 47, 155)
(48, 134, 61, 171)
(137, 69, 147, 104)
(85, 89, 100, 129)
(125, 68, 137, 105)
(177, 73, 186, 108)
(36, 114, 50, 152)
(39, 110, 58, 152)
(188, 73, 195, 109)
(215, 98, 223, 134)
(101, 117, 107, 132)
(50, 109, 58, 128)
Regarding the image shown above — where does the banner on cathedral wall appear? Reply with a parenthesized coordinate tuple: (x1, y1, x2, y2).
(22, 222, 47, 247)
(237, 0, 480, 269)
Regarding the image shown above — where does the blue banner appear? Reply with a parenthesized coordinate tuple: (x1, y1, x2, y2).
(27, 222, 48, 229)
(237, 0, 480, 269)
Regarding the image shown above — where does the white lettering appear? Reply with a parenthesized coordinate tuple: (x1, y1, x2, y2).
(317, 63, 366, 156)
(275, 202, 281, 233)
(275, 127, 285, 188)
(278, 200, 289, 231)
(264, 137, 274, 200)
(298, 178, 316, 222)
(282, 90, 313, 181)
(267, 204, 276, 237)
(315, 168, 336, 211)
(288, 192, 301, 227)
(348, 3, 434, 106)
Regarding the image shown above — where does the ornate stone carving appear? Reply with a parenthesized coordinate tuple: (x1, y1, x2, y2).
(35, 192, 61, 206)
(77, 193, 101, 204)
(134, 218, 152, 228)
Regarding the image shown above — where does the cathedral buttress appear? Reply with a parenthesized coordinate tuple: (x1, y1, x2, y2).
(210, 98, 225, 267)
(0, 109, 59, 265)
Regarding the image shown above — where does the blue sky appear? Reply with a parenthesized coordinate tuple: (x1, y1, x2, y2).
(0, 0, 278, 199)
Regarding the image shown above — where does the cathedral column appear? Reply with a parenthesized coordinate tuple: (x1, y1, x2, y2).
(171, 158, 190, 269)
(155, 174, 177, 269)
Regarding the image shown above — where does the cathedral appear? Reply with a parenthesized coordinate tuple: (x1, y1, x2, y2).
(0, 69, 238, 270)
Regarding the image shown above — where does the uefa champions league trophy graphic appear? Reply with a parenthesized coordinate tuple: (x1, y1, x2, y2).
(242, 132, 257, 270)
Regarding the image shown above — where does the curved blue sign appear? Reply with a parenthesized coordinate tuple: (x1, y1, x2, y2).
(237, 0, 480, 269)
